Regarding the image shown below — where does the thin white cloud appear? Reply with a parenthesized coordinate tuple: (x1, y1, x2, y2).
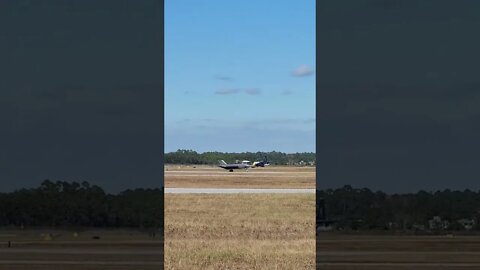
(165, 126, 315, 153)
(292, 64, 314, 77)
(215, 88, 261, 95)
(244, 88, 261, 95)
(215, 88, 241, 95)
(215, 75, 233, 81)
(243, 118, 315, 132)
(171, 118, 314, 130)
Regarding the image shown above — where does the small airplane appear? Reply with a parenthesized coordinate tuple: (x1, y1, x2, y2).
(252, 156, 270, 167)
(218, 160, 251, 172)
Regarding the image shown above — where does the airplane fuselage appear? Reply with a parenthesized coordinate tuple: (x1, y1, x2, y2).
(219, 163, 250, 172)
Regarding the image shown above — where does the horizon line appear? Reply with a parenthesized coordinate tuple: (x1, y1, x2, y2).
(165, 149, 316, 154)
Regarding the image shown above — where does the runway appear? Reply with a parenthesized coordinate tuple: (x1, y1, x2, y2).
(165, 171, 314, 176)
(318, 235, 480, 269)
(0, 261, 162, 266)
(165, 188, 316, 194)
(0, 239, 163, 270)
(317, 262, 480, 268)
(164, 166, 315, 189)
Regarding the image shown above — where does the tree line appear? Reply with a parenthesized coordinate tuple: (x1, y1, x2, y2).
(0, 180, 163, 229)
(165, 149, 316, 165)
(318, 185, 480, 232)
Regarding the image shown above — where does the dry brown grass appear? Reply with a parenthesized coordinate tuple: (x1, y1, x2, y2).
(164, 194, 315, 269)
(318, 234, 480, 269)
(164, 166, 315, 189)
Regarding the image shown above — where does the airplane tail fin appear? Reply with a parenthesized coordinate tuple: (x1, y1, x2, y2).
(219, 160, 227, 165)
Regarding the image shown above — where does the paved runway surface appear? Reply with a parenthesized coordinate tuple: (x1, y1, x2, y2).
(0, 244, 163, 270)
(165, 166, 315, 189)
(317, 262, 480, 268)
(0, 261, 163, 266)
(165, 188, 316, 194)
(318, 235, 480, 269)
(165, 171, 314, 176)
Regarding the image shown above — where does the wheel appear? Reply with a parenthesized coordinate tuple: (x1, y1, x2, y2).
(229, 169, 233, 172)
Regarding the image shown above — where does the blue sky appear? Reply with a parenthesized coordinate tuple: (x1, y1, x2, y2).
(165, 0, 315, 153)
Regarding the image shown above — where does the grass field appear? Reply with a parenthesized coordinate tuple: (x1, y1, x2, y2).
(165, 165, 315, 189)
(0, 229, 162, 270)
(318, 234, 480, 269)
(165, 193, 316, 269)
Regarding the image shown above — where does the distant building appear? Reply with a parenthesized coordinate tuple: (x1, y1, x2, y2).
(458, 219, 475, 230)
(428, 216, 449, 230)
(412, 223, 426, 231)
(387, 221, 398, 230)
(317, 223, 335, 231)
